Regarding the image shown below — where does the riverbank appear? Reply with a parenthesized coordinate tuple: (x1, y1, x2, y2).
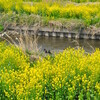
(5, 25, 100, 40)
(1, 1, 100, 34)
(0, 1, 100, 100)
(0, 12, 100, 40)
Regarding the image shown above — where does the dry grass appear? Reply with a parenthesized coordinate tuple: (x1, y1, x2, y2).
(0, 24, 42, 62)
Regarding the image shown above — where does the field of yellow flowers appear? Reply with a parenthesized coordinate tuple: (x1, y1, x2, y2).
(0, 0, 100, 25)
(0, 42, 100, 99)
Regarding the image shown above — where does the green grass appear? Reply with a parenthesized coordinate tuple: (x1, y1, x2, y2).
(0, 25, 4, 32)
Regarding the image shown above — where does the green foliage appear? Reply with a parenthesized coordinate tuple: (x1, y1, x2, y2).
(0, 25, 4, 32)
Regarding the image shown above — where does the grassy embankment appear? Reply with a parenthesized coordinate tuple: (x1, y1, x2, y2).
(0, 0, 100, 32)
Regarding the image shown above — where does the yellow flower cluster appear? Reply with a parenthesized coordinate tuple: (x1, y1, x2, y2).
(23, 3, 100, 20)
(0, 0, 23, 12)
(1, 0, 100, 25)
(22, 3, 100, 25)
(0, 42, 100, 99)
